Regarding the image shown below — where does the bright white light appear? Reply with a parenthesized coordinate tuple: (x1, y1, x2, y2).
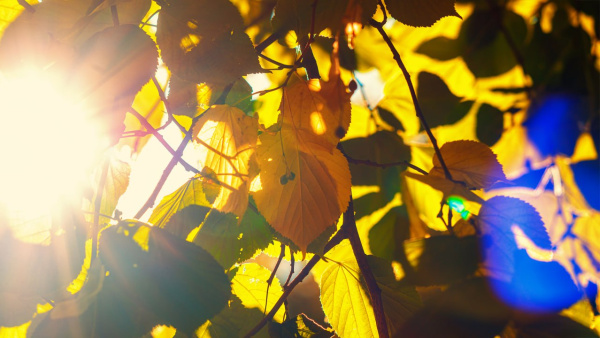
(0, 71, 104, 216)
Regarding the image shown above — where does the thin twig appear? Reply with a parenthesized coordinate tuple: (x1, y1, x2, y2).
(369, 1, 453, 181)
(343, 198, 389, 338)
(110, 5, 119, 27)
(134, 133, 192, 219)
(255, 32, 280, 54)
(17, 0, 35, 12)
(345, 154, 428, 175)
(244, 228, 347, 337)
(265, 244, 286, 317)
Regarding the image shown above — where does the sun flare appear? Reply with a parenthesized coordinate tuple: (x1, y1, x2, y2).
(0, 71, 106, 222)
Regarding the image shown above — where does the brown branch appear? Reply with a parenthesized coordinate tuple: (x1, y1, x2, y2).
(343, 151, 428, 175)
(17, 0, 35, 13)
(255, 32, 280, 54)
(369, 7, 453, 181)
(265, 244, 286, 317)
(343, 198, 389, 338)
(110, 5, 119, 27)
(244, 228, 347, 337)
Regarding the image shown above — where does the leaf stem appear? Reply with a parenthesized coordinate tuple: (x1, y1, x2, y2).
(343, 198, 389, 338)
(369, 3, 453, 181)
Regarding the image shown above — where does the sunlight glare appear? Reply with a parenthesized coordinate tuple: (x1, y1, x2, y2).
(0, 71, 104, 213)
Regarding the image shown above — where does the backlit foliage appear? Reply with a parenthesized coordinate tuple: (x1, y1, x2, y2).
(0, 0, 598, 337)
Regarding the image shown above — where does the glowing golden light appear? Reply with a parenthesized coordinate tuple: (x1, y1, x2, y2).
(0, 71, 105, 217)
(310, 111, 326, 135)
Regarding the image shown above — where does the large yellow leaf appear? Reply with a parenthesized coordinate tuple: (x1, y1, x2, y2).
(252, 125, 351, 251)
(430, 140, 507, 189)
(193, 105, 258, 217)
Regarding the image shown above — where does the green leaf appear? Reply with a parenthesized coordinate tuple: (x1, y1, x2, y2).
(99, 221, 231, 333)
(148, 174, 219, 228)
(156, 0, 262, 85)
(320, 257, 420, 337)
(395, 236, 479, 286)
(193, 206, 274, 269)
(384, 0, 461, 27)
(397, 278, 511, 337)
(164, 205, 211, 238)
(415, 36, 461, 61)
(417, 72, 472, 128)
(368, 206, 410, 261)
(476, 103, 504, 146)
(231, 263, 286, 323)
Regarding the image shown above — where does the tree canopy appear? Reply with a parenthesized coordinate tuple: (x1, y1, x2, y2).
(0, 0, 598, 337)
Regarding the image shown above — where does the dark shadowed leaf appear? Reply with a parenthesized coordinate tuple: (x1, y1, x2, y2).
(368, 206, 410, 261)
(476, 103, 504, 146)
(197, 295, 270, 337)
(511, 313, 599, 338)
(164, 205, 211, 238)
(397, 278, 511, 337)
(395, 236, 479, 286)
(417, 72, 472, 128)
(384, 0, 461, 27)
(193, 206, 274, 269)
(377, 107, 404, 131)
(341, 131, 410, 198)
(99, 221, 231, 334)
(156, 0, 262, 85)
(354, 191, 389, 220)
(415, 36, 461, 61)
(271, 0, 377, 40)
(458, 9, 527, 78)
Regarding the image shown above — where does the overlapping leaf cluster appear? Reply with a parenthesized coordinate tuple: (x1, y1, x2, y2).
(0, 0, 598, 337)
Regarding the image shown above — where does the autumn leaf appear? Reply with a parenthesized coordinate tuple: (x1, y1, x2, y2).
(148, 174, 219, 228)
(383, 0, 461, 28)
(252, 125, 351, 251)
(430, 140, 507, 189)
(193, 105, 258, 217)
(156, 0, 262, 85)
(403, 171, 484, 203)
(280, 74, 351, 148)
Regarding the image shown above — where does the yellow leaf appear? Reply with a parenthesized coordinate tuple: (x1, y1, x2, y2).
(430, 140, 507, 189)
(231, 263, 285, 323)
(252, 124, 351, 251)
(148, 174, 219, 227)
(320, 261, 378, 337)
(193, 105, 258, 217)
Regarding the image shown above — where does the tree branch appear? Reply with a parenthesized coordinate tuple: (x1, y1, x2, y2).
(244, 228, 347, 337)
(343, 198, 389, 338)
(369, 6, 453, 181)
(92, 155, 110, 259)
